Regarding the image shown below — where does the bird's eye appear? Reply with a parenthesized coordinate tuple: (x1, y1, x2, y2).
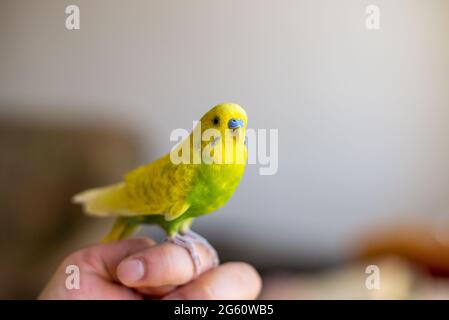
(212, 116, 220, 125)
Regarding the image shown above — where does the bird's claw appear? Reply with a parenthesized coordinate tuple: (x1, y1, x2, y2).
(166, 230, 220, 278)
(181, 229, 220, 267)
(167, 233, 202, 277)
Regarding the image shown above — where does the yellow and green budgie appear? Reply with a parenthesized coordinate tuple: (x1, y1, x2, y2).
(73, 103, 247, 273)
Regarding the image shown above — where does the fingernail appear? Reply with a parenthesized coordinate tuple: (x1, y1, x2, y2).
(117, 258, 145, 284)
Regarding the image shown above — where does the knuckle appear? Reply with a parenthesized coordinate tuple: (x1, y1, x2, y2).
(64, 249, 86, 265)
(66, 248, 100, 270)
(162, 248, 178, 279)
(162, 245, 192, 283)
(130, 237, 157, 247)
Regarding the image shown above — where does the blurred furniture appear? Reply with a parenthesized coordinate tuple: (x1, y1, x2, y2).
(357, 221, 449, 276)
(260, 221, 449, 299)
(0, 117, 140, 299)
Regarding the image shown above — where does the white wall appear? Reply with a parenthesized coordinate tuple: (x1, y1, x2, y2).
(1, 0, 449, 263)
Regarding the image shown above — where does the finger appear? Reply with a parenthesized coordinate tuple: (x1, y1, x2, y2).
(116, 241, 215, 288)
(163, 262, 262, 300)
(136, 285, 177, 298)
(71, 237, 156, 281)
(38, 237, 156, 299)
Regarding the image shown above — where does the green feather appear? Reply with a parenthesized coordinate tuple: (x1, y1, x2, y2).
(140, 162, 245, 236)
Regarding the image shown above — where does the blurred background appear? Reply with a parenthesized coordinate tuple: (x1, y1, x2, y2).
(1, 0, 449, 299)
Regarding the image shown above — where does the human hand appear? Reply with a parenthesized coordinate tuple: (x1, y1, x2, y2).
(38, 237, 262, 300)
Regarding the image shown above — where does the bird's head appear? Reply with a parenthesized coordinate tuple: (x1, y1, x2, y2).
(172, 103, 247, 165)
(200, 103, 247, 140)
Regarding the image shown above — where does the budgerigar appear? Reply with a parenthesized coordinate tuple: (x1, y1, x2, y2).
(73, 103, 247, 273)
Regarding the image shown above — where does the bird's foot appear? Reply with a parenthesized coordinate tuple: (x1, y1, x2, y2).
(167, 233, 202, 277)
(181, 229, 220, 268)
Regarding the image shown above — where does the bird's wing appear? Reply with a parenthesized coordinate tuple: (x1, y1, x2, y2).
(124, 153, 196, 218)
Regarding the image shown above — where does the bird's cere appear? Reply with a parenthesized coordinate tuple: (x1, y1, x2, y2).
(228, 118, 244, 129)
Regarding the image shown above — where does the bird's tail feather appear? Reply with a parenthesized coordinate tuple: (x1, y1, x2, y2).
(72, 183, 128, 217)
(73, 184, 140, 242)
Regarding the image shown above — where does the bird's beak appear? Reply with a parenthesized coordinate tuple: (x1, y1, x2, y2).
(228, 119, 244, 129)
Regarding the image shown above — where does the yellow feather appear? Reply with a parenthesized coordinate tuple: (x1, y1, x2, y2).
(73, 103, 248, 240)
